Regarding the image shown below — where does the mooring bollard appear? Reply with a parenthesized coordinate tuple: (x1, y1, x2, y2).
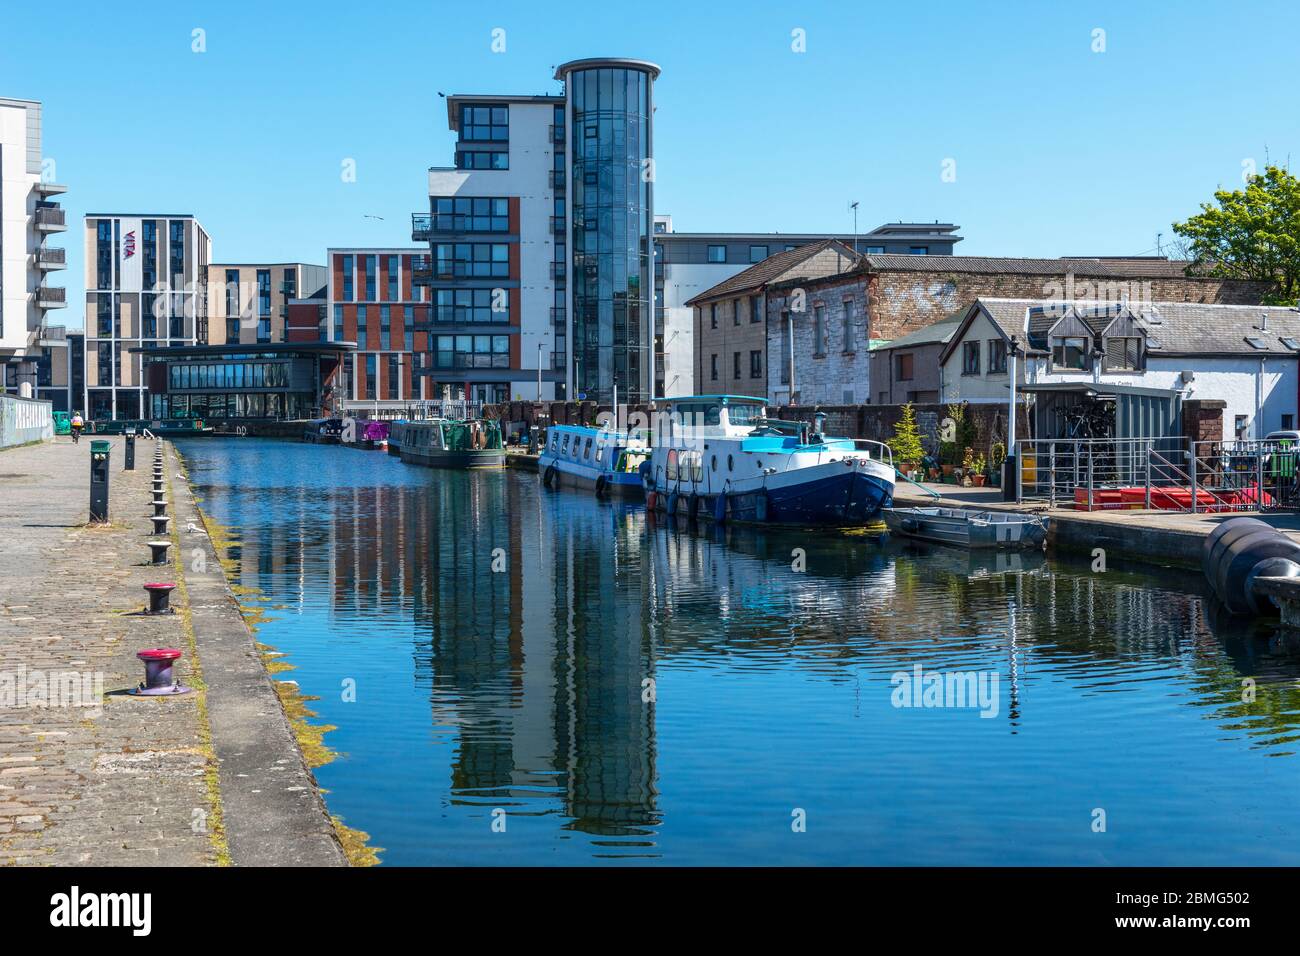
(148, 539, 170, 565)
(124, 428, 136, 471)
(143, 582, 175, 615)
(153, 501, 167, 517)
(150, 514, 170, 535)
(128, 647, 191, 696)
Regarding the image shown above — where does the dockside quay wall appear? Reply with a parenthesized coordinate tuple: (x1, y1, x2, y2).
(0, 395, 53, 448)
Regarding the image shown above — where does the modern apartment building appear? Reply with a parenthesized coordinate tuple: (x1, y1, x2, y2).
(83, 214, 211, 419)
(411, 58, 659, 406)
(326, 248, 430, 414)
(656, 218, 961, 397)
(0, 97, 69, 407)
(206, 263, 326, 346)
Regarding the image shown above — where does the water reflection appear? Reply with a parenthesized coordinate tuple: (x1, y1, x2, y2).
(180, 439, 1300, 865)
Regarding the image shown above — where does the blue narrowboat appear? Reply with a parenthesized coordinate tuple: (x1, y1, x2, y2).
(539, 424, 649, 498)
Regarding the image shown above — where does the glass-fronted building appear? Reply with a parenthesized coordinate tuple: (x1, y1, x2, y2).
(556, 59, 659, 405)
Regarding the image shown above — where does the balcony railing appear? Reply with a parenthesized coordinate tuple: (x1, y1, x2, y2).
(34, 207, 66, 230)
(410, 255, 433, 286)
(36, 286, 66, 308)
(411, 213, 433, 240)
(36, 247, 66, 269)
(38, 324, 67, 343)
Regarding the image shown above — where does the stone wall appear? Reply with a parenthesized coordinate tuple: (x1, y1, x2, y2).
(764, 274, 871, 406)
(771, 401, 1030, 455)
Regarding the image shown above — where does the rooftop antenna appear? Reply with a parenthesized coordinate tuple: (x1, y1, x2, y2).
(1156, 232, 1163, 256)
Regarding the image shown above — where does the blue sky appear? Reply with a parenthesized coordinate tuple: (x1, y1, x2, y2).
(6, 0, 1298, 330)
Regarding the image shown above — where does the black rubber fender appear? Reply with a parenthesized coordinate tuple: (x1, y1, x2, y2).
(1218, 534, 1300, 614)
(1206, 519, 1275, 589)
(594, 474, 608, 497)
(543, 463, 557, 488)
(1203, 516, 1270, 581)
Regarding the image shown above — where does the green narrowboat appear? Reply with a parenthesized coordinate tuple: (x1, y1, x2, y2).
(398, 419, 505, 469)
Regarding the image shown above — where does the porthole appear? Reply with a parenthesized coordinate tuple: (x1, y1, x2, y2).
(727, 455, 734, 472)
(711, 455, 717, 472)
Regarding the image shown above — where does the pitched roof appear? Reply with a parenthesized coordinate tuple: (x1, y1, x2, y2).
(685, 240, 859, 306)
(942, 297, 1300, 363)
(859, 254, 1199, 279)
(871, 316, 963, 351)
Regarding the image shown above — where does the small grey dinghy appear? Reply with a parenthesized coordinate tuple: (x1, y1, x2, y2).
(882, 507, 1048, 550)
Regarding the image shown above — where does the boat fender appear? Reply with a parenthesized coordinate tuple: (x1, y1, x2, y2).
(900, 517, 919, 533)
(755, 490, 768, 523)
(595, 474, 609, 498)
(667, 492, 679, 516)
(646, 491, 658, 511)
(687, 493, 700, 520)
(543, 463, 557, 488)
(713, 493, 728, 524)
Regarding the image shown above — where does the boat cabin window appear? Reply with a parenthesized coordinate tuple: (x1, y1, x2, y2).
(690, 452, 703, 483)
(596, 443, 605, 463)
(550, 432, 558, 451)
(583, 437, 592, 459)
(561, 433, 570, 454)
(725, 402, 763, 428)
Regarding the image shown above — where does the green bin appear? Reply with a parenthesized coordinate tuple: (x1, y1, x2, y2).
(90, 440, 110, 454)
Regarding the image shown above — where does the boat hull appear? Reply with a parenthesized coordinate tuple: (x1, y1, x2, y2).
(649, 461, 894, 526)
(882, 507, 1048, 550)
(400, 446, 504, 469)
(539, 455, 644, 498)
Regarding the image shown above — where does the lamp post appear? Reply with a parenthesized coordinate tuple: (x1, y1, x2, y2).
(849, 201, 860, 254)
(1005, 335, 1020, 502)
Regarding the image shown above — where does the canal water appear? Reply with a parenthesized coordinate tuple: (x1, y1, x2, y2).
(178, 437, 1300, 866)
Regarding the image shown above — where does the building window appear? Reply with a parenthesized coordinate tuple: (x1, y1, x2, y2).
(1105, 336, 1141, 371)
(733, 351, 741, 379)
(750, 296, 761, 324)
(813, 304, 826, 355)
(1283, 414, 1295, 430)
(750, 350, 762, 378)
(404, 306, 415, 351)
(708, 245, 726, 263)
(909, 246, 928, 255)
(456, 149, 508, 170)
(710, 354, 718, 381)
(962, 341, 981, 375)
(1235, 415, 1249, 440)
(1051, 336, 1089, 370)
(387, 355, 399, 400)
(333, 305, 344, 343)
(342, 256, 354, 301)
(169, 221, 185, 281)
(843, 299, 855, 353)
(380, 305, 392, 351)
(433, 243, 509, 279)
(749, 245, 768, 263)
(432, 197, 510, 232)
(363, 255, 376, 301)
(988, 339, 1008, 373)
(733, 300, 740, 326)
(283, 268, 296, 300)
(357, 305, 368, 351)
(432, 288, 509, 324)
(866, 245, 884, 255)
(430, 334, 510, 369)
(710, 304, 718, 329)
(895, 353, 914, 381)
(386, 255, 399, 300)
(459, 104, 508, 142)
(96, 220, 113, 289)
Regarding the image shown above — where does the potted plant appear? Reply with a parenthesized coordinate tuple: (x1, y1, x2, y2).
(989, 442, 1006, 488)
(971, 453, 988, 487)
(887, 402, 925, 477)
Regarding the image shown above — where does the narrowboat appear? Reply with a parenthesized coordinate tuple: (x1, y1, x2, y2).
(399, 418, 504, 469)
(348, 419, 390, 450)
(882, 507, 1048, 550)
(303, 418, 343, 444)
(387, 420, 406, 457)
(643, 395, 895, 526)
(539, 424, 650, 498)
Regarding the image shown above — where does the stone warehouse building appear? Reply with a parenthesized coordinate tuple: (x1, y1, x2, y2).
(687, 239, 859, 396)
(764, 255, 1274, 406)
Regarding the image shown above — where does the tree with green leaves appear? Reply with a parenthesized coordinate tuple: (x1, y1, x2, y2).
(888, 402, 925, 466)
(1173, 164, 1300, 304)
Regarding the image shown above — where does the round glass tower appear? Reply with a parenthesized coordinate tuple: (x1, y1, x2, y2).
(556, 58, 660, 405)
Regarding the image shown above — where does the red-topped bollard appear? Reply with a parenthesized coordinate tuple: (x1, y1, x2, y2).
(143, 582, 175, 615)
(129, 647, 191, 696)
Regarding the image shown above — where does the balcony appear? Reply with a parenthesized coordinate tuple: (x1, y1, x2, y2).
(38, 324, 67, 345)
(34, 180, 68, 196)
(36, 285, 66, 309)
(34, 205, 66, 232)
(550, 216, 566, 235)
(410, 255, 433, 286)
(411, 213, 433, 241)
(36, 247, 66, 270)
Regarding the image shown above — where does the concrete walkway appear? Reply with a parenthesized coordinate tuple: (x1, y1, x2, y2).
(0, 437, 343, 866)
